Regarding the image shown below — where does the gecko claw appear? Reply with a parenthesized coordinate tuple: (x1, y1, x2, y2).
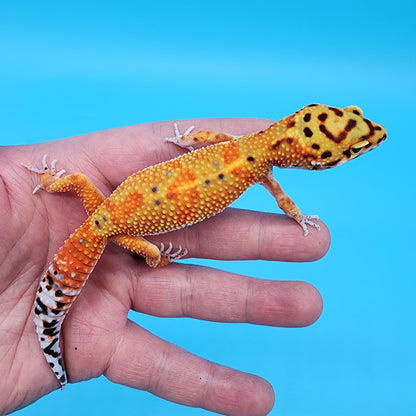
(159, 242, 188, 262)
(299, 215, 320, 236)
(164, 123, 196, 151)
(22, 155, 66, 193)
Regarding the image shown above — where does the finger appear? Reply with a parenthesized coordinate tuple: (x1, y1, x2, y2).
(106, 320, 275, 416)
(129, 263, 323, 328)
(146, 208, 331, 263)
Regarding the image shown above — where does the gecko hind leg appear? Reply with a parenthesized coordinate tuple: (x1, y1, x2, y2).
(22, 154, 66, 194)
(112, 235, 188, 267)
(22, 155, 105, 214)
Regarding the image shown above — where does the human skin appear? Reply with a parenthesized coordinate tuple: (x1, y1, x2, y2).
(0, 118, 328, 416)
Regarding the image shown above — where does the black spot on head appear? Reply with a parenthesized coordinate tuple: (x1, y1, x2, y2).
(377, 134, 387, 143)
(60, 375, 66, 383)
(303, 113, 311, 122)
(320, 124, 341, 142)
(95, 220, 101, 229)
(155, 200, 161, 206)
(345, 119, 357, 132)
(326, 159, 341, 167)
(205, 179, 211, 185)
(303, 127, 313, 137)
(318, 113, 328, 122)
(247, 156, 255, 163)
(321, 151, 332, 159)
(151, 186, 158, 193)
(312, 143, 320, 150)
(352, 109, 361, 115)
(338, 131, 348, 142)
(329, 107, 343, 117)
(218, 173, 225, 180)
(55, 289, 63, 297)
(46, 285, 52, 291)
(360, 118, 376, 141)
(343, 149, 351, 158)
(374, 126, 382, 131)
(53, 270, 58, 275)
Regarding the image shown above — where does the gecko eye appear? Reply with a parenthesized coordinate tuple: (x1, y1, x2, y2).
(351, 140, 370, 153)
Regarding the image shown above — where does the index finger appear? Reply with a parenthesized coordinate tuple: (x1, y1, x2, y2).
(146, 208, 331, 263)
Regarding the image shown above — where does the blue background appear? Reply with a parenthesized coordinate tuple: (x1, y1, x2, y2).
(2, 1, 414, 415)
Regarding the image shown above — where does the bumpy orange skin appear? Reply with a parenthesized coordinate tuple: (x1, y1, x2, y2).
(91, 140, 269, 236)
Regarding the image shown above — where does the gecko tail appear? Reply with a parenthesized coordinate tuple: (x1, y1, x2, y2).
(33, 221, 107, 388)
(34, 312, 67, 387)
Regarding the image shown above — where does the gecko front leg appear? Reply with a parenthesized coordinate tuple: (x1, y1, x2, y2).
(261, 169, 320, 236)
(165, 122, 239, 150)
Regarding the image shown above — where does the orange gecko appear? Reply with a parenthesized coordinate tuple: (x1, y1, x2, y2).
(23, 104, 386, 388)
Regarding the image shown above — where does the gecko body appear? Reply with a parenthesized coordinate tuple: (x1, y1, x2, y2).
(23, 104, 386, 388)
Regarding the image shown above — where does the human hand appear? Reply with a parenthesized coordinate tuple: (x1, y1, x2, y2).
(0, 119, 328, 415)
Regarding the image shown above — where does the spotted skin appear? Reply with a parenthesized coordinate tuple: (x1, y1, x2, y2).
(23, 104, 386, 388)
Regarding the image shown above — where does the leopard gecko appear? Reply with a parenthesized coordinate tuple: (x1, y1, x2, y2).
(22, 104, 386, 388)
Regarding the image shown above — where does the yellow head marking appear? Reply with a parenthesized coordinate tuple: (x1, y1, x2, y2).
(271, 104, 387, 170)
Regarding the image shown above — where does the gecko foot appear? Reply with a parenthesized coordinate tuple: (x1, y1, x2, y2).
(164, 123, 196, 151)
(299, 215, 320, 236)
(159, 242, 188, 262)
(22, 155, 66, 194)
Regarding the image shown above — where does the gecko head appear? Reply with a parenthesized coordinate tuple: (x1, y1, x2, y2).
(268, 105, 386, 170)
(293, 104, 387, 170)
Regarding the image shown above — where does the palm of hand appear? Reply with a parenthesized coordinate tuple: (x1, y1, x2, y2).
(0, 119, 327, 416)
